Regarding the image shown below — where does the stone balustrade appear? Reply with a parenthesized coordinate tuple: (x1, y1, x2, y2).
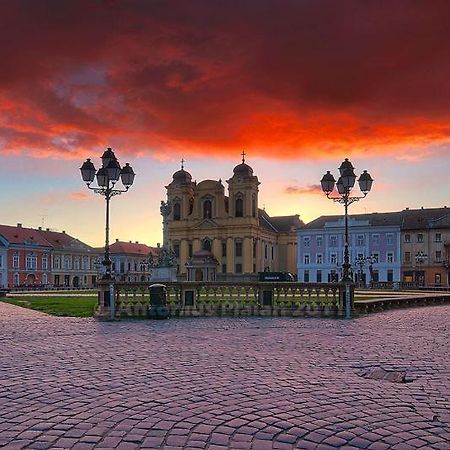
(96, 281, 351, 320)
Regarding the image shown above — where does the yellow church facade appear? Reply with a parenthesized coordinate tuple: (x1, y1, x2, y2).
(164, 159, 302, 280)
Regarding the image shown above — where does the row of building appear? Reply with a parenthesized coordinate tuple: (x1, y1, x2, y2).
(2, 159, 449, 288)
(0, 224, 157, 289)
(164, 159, 450, 287)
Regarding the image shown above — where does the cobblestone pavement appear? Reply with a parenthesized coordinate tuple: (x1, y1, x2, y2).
(1, 303, 449, 450)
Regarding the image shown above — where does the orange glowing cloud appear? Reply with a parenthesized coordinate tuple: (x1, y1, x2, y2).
(0, 1, 449, 162)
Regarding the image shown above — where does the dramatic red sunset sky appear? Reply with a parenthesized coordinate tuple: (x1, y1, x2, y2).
(1, 0, 449, 246)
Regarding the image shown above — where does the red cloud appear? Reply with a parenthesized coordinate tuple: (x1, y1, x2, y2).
(0, 1, 449, 161)
(70, 191, 89, 201)
(285, 184, 323, 195)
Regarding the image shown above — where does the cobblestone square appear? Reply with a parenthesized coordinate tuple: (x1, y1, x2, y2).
(1, 303, 449, 449)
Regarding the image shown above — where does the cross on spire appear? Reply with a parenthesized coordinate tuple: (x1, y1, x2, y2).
(181, 158, 185, 170)
(241, 150, 246, 163)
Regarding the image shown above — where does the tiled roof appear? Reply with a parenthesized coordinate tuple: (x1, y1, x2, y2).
(301, 207, 450, 230)
(258, 210, 303, 233)
(401, 207, 450, 230)
(0, 224, 52, 247)
(36, 229, 96, 252)
(302, 211, 403, 230)
(108, 240, 158, 256)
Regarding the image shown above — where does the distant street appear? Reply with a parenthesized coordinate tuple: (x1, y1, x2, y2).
(1, 302, 449, 449)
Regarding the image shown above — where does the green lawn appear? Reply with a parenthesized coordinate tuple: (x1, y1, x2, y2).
(2, 296, 97, 317)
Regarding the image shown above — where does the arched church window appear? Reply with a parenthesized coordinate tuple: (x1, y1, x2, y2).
(203, 200, 212, 219)
(189, 197, 194, 215)
(252, 195, 256, 217)
(235, 197, 243, 217)
(202, 239, 212, 252)
(173, 203, 181, 221)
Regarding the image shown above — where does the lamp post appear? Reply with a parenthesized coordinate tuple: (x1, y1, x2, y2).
(80, 148, 135, 280)
(320, 158, 373, 317)
(414, 250, 428, 286)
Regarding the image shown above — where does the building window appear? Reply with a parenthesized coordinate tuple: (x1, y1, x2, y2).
(26, 254, 37, 270)
(357, 235, 364, 246)
(13, 254, 19, 269)
(387, 252, 394, 263)
(203, 200, 212, 219)
(372, 234, 380, 245)
(188, 243, 193, 257)
(222, 263, 227, 273)
(304, 270, 309, 282)
(252, 195, 256, 217)
(235, 197, 243, 217)
(271, 246, 274, 260)
(42, 273, 48, 285)
(330, 235, 337, 247)
(222, 243, 227, 257)
(417, 233, 423, 243)
(316, 236, 323, 247)
(64, 256, 71, 270)
(387, 269, 394, 282)
(316, 254, 323, 264)
(42, 255, 48, 270)
(14, 273, 19, 286)
(253, 241, 256, 258)
(435, 273, 442, 285)
(405, 234, 411, 243)
(264, 244, 268, 259)
(372, 253, 379, 264)
(173, 243, 180, 257)
(304, 254, 310, 265)
(235, 242, 242, 257)
(330, 253, 337, 264)
(173, 203, 181, 221)
(435, 250, 442, 262)
(304, 237, 310, 247)
(316, 270, 322, 283)
(120, 262, 125, 273)
(235, 263, 242, 273)
(404, 252, 411, 263)
(386, 234, 393, 245)
(82, 256, 89, 270)
(74, 258, 80, 270)
(435, 233, 442, 242)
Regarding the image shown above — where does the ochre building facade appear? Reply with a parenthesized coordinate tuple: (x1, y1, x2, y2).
(164, 159, 302, 280)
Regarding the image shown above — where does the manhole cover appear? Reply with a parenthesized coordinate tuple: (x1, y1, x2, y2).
(358, 367, 411, 383)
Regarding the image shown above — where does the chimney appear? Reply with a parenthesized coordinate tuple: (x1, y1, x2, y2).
(38, 226, 42, 230)
(17, 223, 22, 228)
(62, 230, 66, 234)
(46, 228, 50, 231)
(129, 240, 132, 243)
(116, 238, 119, 243)
(135, 241, 138, 244)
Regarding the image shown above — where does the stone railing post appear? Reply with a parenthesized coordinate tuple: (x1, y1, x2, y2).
(95, 280, 117, 321)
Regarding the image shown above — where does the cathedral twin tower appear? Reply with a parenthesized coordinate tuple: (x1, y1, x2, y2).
(164, 157, 300, 281)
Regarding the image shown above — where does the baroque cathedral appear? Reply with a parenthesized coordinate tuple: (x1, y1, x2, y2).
(162, 156, 302, 281)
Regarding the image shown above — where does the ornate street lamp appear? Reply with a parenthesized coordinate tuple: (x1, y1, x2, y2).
(80, 148, 135, 280)
(321, 159, 373, 317)
(414, 250, 428, 286)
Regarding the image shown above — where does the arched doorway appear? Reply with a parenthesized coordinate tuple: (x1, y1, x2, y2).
(26, 274, 36, 285)
(195, 269, 204, 281)
(72, 276, 80, 288)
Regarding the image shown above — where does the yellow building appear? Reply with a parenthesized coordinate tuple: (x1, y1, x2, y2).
(164, 158, 302, 280)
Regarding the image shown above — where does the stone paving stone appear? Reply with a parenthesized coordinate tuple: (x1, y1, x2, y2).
(1, 302, 450, 450)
